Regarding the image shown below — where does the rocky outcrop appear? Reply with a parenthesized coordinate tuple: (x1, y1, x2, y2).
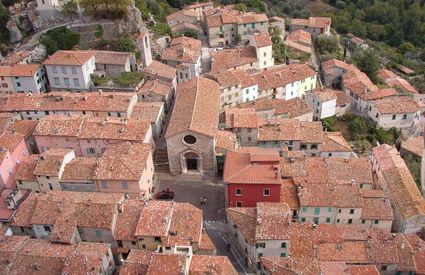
(30, 44, 46, 62)
(6, 19, 23, 44)
(16, 14, 33, 33)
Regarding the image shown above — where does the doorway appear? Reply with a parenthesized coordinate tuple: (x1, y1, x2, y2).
(183, 151, 200, 172)
(186, 158, 198, 171)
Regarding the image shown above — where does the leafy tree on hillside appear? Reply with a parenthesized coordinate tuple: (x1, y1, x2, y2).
(116, 37, 136, 52)
(0, 3, 10, 43)
(353, 49, 380, 83)
(61, 0, 78, 21)
(41, 27, 80, 55)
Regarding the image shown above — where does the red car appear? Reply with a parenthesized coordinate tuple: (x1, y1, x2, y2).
(155, 189, 175, 200)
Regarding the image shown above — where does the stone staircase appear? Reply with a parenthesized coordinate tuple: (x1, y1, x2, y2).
(154, 147, 170, 173)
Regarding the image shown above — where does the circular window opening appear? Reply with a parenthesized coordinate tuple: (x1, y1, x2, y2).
(183, 135, 197, 145)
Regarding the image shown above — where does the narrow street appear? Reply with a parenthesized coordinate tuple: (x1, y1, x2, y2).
(204, 222, 251, 274)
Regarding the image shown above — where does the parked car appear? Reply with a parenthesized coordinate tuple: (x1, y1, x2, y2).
(155, 189, 175, 200)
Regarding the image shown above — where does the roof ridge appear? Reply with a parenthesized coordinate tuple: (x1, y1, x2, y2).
(189, 77, 200, 131)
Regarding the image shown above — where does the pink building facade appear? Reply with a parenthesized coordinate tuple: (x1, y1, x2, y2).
(0, 134, 29, 189)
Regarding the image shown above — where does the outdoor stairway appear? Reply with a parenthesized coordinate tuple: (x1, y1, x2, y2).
(154, 147, 170, 173)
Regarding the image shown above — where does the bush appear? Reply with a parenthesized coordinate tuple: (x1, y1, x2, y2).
(0, 3, 10, 43)
(323, 115, 338, 131)
(335, 0, 346, 9)
(148, 22, 171, 37)
(91, 75, 110, 86)
(112, 71, 143, 87)
(94, 25, 104, 38)
(181, 29, 199, 39)
(41, 27, 80, 55)
(115, 37, 136, 52)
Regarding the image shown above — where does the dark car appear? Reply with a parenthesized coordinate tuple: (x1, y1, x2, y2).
(155, 189, 175, 200)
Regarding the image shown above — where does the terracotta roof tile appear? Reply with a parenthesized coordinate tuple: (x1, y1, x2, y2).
(166, 9, 197, 22)
(311, 87, 338, 101)
(79, 117, 151, 141)
(372, 144, 425, 218)
(143, 60, 176, 82)
(252, 32, 272, 47)
(225, 107, 260, 128)
(343, 69, 397, 101)
(0, 66, 12, 76)
(166, 77, 220, 138)
(0, 236, 111, 274)
(240, 98, 313, 118)
(322, 132, 352, 153)
(252, 64, 316, 90)
(231, 69, 256, 88)
(284, 157, 373, 186)
(171, 22, 202, 33)
(61, 157, 97, 181)
(255, 202, 292, 240)
(209, 70, 241, 88)
(34, 115, 83, 137)
(114, 199, 145, 241)
(210, 47, 257, 73)
(224, 147, 280, 184)
(215, 130, 237, 153)
(190, 255, 238, 275)
(14, 154, 39, 181)
(361, 195, 393, 220)
(120, 250, 186, 275)
(138, 79, 173, 97)
(134, 200, 173, 237)
(161, 36, 201, 64)
(291, 17, 331, 28)
(7, 120, 38, 139)
(0, 130, 25, 152)
(184, 1, 213, 9)
(87, 50, 133, 66)
(334, 90, 352, 106)
(280, 179, 299, 209)
(1, 92, 136, 113)
(404, 234, 425, 274)
(94, 141, 151, 181)
(131, 102, 163, 123)
(33, 149, 73, 177)
(43, 50, 94, 66)
(10, 64, 40, 77)
(19, 191, 124, 243)
(0, 50, 31, 66)
(298, 183, 362, 208)
(401, 136, 423, 157)
(259, 119, 323, 144)
(373, 96, 420, 114)
(288, 30, 312, 45)
(225, 207, 256, 245)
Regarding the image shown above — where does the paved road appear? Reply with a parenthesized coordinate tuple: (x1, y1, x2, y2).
(204, 222, 251, 274)
(156, 180, 226, 221)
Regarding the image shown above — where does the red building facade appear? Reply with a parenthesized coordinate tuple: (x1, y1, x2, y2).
(224, 147, 281, 207)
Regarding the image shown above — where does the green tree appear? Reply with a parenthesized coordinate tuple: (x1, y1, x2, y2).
(41, 27, 80, 55)
(348, 116, 368, 139)
(182, 29, 199, 39)
(116, 37, 136, 52)
(0, 3, 10, 43)
(315, 35, 339, 55)
(353, 49, 380, 83)
(356, 139, 372, 153)
(234, 3, 247, 12)
(79, 0, 100, 13)
(61, 0, 78, 21)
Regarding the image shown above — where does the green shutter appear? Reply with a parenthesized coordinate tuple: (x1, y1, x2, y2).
(314, 208, 320, 215)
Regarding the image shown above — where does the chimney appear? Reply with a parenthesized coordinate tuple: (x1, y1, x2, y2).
(351, 179, 356, 186)
(275, 171, 279, 179)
